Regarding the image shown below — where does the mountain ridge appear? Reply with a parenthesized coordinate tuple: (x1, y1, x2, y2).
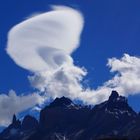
(0, 91, 140, 140)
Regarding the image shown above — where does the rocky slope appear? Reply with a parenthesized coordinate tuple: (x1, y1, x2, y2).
(0, 91, 140, 140)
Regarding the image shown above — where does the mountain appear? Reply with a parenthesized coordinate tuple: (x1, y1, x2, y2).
(0, 91, 140, 140)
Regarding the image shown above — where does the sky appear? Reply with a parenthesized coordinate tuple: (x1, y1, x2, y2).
(0, 0, 140, 126)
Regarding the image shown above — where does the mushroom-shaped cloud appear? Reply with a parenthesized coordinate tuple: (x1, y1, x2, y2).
(7, 6, 84, 72)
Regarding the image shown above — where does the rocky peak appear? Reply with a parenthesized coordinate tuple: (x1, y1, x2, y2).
(109, 90, 119, 101)
(11, 114, 21, 129)
(105, 91, 137, 118)
(93, 91, 136, 118)
(49, 96, 73, 108)
(108, 90, 127, 103)
(12, 114, 17, 124)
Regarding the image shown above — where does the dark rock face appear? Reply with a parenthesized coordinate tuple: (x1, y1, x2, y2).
(21, 115, 38, 131)
(78, 91, 137, 140)
(39, 96, 91, 136)
(0, 115, 38, 140)
(12, 114, 17, 124)
(109, 90, 119, 101)
(1, 91, 140, 140)
(49, 96, 72, 108)
(0, 115, 21, 140)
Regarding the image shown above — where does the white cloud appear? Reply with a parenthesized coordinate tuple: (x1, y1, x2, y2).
(106, 54, 140, 95)
(3, 5, 140, 126)
(29, 54, 140, 104)
(4, 5, 84, 126)
(7, 5, 83, 72)
(0, 90, 44, 126)
(28, 63, 111, 104)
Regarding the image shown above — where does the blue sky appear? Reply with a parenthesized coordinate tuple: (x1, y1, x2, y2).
(0, 0, 140, 113)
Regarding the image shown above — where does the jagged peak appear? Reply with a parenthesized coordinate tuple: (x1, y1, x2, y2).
(108, 90, 127, 103)
(94, 91, 130, 112)
(12, 114, 17, 124)
(49, 96, 73, 108)
(0, 91, 139, 140)
(109, 91, 119, 101)
(11, 114, 21, 127)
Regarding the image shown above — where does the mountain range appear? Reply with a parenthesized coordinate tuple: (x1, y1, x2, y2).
(0, 91, 140, 140)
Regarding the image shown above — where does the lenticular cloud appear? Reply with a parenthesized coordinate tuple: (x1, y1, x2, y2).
(4, 5, 140, 127)
(6, 5, 140, 106)
(7, 6, 84, 72)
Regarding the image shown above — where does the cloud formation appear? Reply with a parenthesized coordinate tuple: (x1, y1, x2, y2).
(106, 54, 140, 95)
(7, 6, 83, 72)
(4, 5, 84, 126)
(28, 54, 140, 104)
(0, 90, 44, 126)
(2, 5, 140, 126)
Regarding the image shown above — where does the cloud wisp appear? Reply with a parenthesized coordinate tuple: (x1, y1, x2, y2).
(1, 5, 140, 126)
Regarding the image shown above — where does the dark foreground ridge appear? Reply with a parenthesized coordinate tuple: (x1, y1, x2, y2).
(1, 91, 140, 140)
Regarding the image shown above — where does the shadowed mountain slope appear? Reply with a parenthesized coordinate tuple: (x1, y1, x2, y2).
(0, 91, 140, 140)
